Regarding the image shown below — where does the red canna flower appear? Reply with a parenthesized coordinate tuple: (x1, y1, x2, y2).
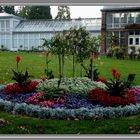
(111, 68, 117, 77)
(111, 68, 117, 74)
(115, 72, 122, 80)
(16, 55, 21, 63)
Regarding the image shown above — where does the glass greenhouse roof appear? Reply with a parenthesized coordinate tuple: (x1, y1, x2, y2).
(14, 18, 101, 32)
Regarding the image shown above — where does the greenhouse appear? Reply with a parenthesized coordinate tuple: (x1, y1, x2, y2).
(0, 12, 101, 51)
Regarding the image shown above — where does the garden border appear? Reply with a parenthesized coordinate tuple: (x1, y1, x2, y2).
(0, 98, 140, 120)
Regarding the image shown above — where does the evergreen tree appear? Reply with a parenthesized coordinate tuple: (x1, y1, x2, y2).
(3, 6, 16, 15)
(0, 6, 16, 15)
(17, 6, 52, 19)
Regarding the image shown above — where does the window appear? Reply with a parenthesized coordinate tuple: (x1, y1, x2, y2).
(135, 38, 139, 45)
(106, 13, 113, 24)
(1, 21, 5, 31)
(128, 13, 135, 24)
(135, 31, 140, 35)
(136, 12, 140, 23)
(129, 38, 133, 45)
(129, 31, 134, 35)
(121, 13, 127, 23)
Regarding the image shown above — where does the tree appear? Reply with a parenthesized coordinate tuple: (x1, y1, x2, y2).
(0, 6, 3, 13)
(3, 6, 16, 15)
(17, 6, 52, 19)
(17, 6, 30, 19)
(55, 6, 71, 20)
(0, 6, 16, 15)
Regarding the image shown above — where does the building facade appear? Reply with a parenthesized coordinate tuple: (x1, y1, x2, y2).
(0, 12, 101, 51)
(101, 6, 140, 53)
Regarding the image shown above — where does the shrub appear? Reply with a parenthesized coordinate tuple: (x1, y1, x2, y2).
(3, 81, 39, 94)
(88, 89, 137, 107)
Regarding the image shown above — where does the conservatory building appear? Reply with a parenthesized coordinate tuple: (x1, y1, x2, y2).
(0, 12, 101, 51)
(101, 6, 140, 53)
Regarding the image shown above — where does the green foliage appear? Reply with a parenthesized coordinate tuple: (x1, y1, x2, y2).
(107, 32, 120, 48)
(12, 69, 32, 86)
(0, 6, 16, 15)
(84, 64, 100, 81)
(55, 6, 71, 20)
(115, 47, 126, 59)
(44, 69, 54, 79)
(40, 87, 65, 100)
(17, 6, 52, 19)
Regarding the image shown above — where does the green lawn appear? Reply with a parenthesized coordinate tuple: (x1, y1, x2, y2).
(0, 111, 140, 134)
(0, 51, 140, 84)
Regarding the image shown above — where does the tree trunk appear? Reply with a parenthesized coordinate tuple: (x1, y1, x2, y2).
(72, 54, 75, 78)
(91, 52, 94, 81)
(58, 55, 62, 77)
(62, 54, 65, 78)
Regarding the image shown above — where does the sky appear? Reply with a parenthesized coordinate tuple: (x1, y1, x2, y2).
(51, 6, 103, 19)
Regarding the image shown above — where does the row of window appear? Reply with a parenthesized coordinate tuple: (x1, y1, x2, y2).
(129, 37, 140, 45)
(106, 12, 140, 28)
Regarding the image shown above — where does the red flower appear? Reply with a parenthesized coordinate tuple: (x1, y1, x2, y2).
(16, 56, 21, 63)
(88, 89, 137, 107)
(111, 68, 117, 74)
(111, 68, 117, 77)
(4, 81, 39, 94)
(115, 72, 122, 80)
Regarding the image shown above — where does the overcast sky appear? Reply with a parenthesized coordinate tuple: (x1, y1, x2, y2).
(51, 6, 103, 19)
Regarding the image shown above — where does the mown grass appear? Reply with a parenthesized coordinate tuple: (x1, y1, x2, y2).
(0, 51, 140, 84)
(0, 111, 140, 134)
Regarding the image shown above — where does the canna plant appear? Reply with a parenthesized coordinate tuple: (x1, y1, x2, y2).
(105, 68, 136, 97)
(12, 56, 32, 87)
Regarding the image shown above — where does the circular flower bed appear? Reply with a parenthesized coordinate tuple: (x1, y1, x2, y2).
(0, 78, 140, 120)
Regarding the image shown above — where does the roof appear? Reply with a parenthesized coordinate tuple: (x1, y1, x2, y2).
(0, 12, 22, 19)
(13, 18, 101, 33)
(101, 6, 140, 12)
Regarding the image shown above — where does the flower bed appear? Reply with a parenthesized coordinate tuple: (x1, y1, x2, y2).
(0, 77, 140, 119)
(89, 89, 137, 107)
